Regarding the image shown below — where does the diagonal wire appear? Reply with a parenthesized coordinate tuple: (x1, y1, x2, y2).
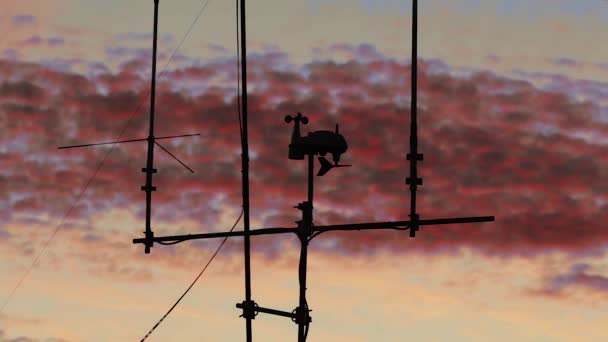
(154, 141, 195, 173)
(139, 209, 243, 342)
(0, 0, 215, 315)
(0, 117, 134, 314)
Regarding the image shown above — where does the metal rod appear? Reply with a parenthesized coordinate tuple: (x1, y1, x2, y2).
(297, 237, 308, 342)
(308, 154, 314, 204)
(408, 0, 420, 237)
(57, 134, 200, 150)
(311, 216, 495, 235)
(238, 0, 253, 339)
(132, 216, 495, 245)
(150, 0, 159, 139)
(141, 0, 161, 254)
(297, 155, 315, 342)
(133, 227, 297, 244)
(58, 137, 148, 149)
(236, 303, 296, 320)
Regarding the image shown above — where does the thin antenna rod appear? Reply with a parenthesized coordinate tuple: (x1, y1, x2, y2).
(142, 0, 161, 254)
(407, 0, 422, 237)
(57, 133, 200, 149)
(239, 0, 254, 340)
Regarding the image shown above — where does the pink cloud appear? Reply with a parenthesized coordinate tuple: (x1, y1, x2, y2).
(11, 14, 36, 26)
(0, 47, 606, 258)
(529, 263, 608, 301)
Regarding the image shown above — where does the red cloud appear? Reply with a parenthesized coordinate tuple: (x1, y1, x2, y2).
(1, 47, 606, 257)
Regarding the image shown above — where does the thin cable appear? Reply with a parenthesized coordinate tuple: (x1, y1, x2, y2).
(0, 114, 136, 315)
(1, 0, 215, 315)
(139, 209, 243, 342)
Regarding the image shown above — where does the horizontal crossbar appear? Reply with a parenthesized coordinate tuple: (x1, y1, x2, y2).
(58, 133, 200, 149)
(236, 303, 296, 319)
(132, 216, 494, 245)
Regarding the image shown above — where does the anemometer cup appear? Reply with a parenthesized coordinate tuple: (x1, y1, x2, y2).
(285, 113, 308, 124)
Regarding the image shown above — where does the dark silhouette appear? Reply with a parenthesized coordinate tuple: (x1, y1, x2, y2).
(285, 113, 351, 176)
(57, 0, 497, 341)
(58, 0, 197, 255)
(134, 0, 496, 341)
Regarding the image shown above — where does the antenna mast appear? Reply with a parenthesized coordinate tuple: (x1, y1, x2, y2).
(142, 0, 161, 254)
(237, 0, 256, 341)
(60, 0, 199, 254)
(407, 0, 423, 237)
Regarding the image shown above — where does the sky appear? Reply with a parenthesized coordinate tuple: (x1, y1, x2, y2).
(1, 0, 607, 341)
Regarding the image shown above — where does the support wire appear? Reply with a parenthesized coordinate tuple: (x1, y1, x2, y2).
(0, 0, 215, 316)
(140, 209, 243, 342)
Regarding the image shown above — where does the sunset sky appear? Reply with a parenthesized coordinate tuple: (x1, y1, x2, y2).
(1, 0, 607, 341)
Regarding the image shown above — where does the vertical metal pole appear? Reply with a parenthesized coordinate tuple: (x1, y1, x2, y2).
(307, 155, 314, 204)
(297, 239, 308, 342)
(143, 0, 160, 254)
(297, 155, 314, 342)
(239, 0, 253, 340)
(408, 0, 420, 237)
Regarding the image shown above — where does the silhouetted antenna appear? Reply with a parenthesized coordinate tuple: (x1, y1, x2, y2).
(2, 0, 213, 319)
(407, 0, 422, 237)
(236, 0, 255, 340)
(133, 0, 495, 341)
(59, 0, 199, 255)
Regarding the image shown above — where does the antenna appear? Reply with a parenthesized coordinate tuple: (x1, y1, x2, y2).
(237, 0, 255, 340)
(58, 0, 199, 255)
(133, 0, 495, 340)
(407, 0, 422, 237)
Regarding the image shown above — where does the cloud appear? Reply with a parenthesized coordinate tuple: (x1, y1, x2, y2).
(114, 32, 174, 44)
(0, 46, 606, 259)
(0, 329, 69, 342)
(17, 36, 66, 48)
(11, 15, 36, 26)
(540, 263, 608, 295)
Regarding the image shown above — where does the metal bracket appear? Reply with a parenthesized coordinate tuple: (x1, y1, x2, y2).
(405, 177, 423, 186)
(409, 213, 420, 238)
(407, 153, 424, 161)
(237, 300, 259, 320)
(144, 230, 155, 254)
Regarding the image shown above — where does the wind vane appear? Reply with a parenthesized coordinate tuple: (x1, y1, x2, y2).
(58, 0, 199, 255)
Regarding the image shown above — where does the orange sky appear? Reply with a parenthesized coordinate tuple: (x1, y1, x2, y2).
(1, 1, 607, 341)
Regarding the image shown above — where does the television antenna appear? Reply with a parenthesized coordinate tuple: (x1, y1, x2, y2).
(131, 0, 495, 341)
(59, 0, 199, 256)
